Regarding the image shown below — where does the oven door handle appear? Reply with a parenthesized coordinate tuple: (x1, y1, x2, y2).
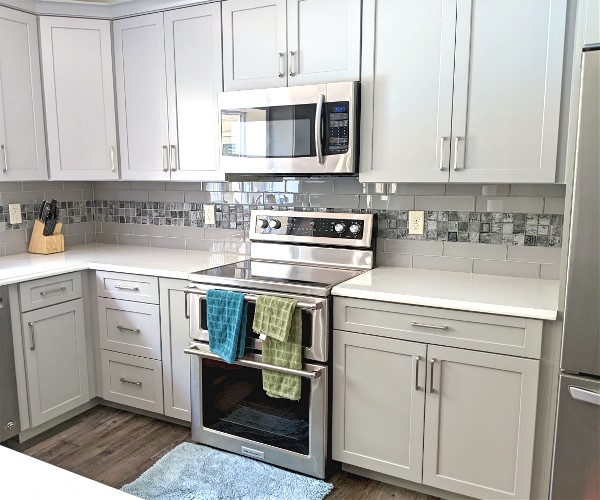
(183, 287, 322, 312)
(184, 345, 323, 380)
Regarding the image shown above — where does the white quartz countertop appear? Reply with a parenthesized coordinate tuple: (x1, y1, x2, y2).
(332, 266, 560, 320)
(0, 244, 244, 286)
(0, 446, 136, 499)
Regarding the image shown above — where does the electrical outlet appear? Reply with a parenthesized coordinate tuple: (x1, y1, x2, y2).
(408, 210, 425, 235)
(204, 204, 216, 225)
(8, 204, 22, 225)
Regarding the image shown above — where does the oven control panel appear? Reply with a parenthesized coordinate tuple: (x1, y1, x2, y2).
(250, 210, 374, 248)
(325, 101, 350, 155)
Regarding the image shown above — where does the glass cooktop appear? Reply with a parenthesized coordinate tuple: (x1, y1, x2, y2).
(189, 260, 363, 297)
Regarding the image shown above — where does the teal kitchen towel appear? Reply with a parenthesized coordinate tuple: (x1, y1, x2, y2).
(207, 289, 247, 364)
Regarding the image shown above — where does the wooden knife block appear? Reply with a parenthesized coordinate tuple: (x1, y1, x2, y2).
(28, 219, 64, 255)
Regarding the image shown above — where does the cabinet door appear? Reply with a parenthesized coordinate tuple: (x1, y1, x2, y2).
(222, 0, 287, 91)
(359, 0, 455, 183)
(165, 4, 224, 181)
(22, 299, 89, 428)
(39, 17, 118, 181)
(423, 346, 539, 499)
(450, 0, 567, 183)
(114, 14, 170, 180)
(0, 7, 47, 181)
(286, 0, 361, 86)
(159, 278, 191, 421)
(332, 330, 426, 482)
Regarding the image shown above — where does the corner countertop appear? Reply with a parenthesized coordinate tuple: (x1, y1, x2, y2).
(332, 266, 560, 321)
(0, 244, 245, 286)
(0, 445, 136, 499)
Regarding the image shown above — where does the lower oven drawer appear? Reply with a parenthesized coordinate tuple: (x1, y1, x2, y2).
(186, 344, 328, 478)
(101, 350, 164, 414)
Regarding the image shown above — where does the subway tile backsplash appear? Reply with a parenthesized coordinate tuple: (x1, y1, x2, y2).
(0, 179, 566, 279)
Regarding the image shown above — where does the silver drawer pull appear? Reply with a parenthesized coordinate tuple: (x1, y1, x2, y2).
(117, 325, 140, 334)
(114, 284, 140, 291)
(410, 321, 448, 331)
(40, 287, 67, 296)
(119, 377, 142, 387)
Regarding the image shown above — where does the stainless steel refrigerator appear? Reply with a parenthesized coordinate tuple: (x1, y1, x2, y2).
(550, 44, 600, 500)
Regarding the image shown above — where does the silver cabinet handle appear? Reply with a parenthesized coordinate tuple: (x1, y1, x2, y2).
(453, 136, 463, 171)
(289, 50, 296, 76)
(162, 145, 169, 172)
(415, 355, 422, 391)
(569, 386, 600, 406)
(117, 325, 140, 334)
(28, 322, 35, 351)
(40, 287, 67, 296)
(411, 321, 448, 331)
(170, 145, 178, 171)
(114, 284, 140, 291)
(429, 358, 436, 393)
(1, 145, 7, 173)
(184, 289, 190, 319)
(119, 377, 142, 387)
(315, 93, 325, 165)
(110, 146, 116, 172)
(439, 137, 448, 171)
(278, 52, 285, 78)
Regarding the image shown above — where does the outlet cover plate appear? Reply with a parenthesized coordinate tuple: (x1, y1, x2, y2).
(8, 204, 22, 225)
(408, 210, 425, 235)
(204, 204, 216, 225)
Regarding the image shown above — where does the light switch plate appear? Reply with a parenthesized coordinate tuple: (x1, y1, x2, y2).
(204, 204, 216, 225)
(408, 210, 425, 235)
(8, 204, 22, 225)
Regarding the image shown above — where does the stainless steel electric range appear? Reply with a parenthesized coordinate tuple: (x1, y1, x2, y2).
(184, 210, 374, 478)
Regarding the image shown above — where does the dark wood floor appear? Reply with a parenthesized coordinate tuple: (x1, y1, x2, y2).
(3, 406, 437, 500)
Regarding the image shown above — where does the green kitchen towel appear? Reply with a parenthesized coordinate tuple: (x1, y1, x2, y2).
(262, 308, 303, 401)
(253, 296, 298, 342)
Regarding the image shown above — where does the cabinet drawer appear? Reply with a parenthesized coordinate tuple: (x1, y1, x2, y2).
(334, 297, 543, 359)
(101, 350, 163, 414)
(20, 272, 82, 312)
(98, 298, 161, 359)
(96, 271, 159, 303)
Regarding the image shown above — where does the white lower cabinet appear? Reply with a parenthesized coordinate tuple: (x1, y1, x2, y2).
(333, 329, 540, 500)
(22, 299, 89, 428)
(159, 278, 191, 421)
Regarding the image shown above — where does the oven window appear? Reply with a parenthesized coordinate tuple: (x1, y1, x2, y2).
(200, 300, 313, 350)
(221, 104, 317, 158)
(202, 359, 311, 455)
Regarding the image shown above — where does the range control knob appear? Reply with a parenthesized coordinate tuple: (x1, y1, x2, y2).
(349, 224, 361, 235)
(269, 219, 282, 229)
(334, 223, 346, 234)
(257, 218, 269, 229)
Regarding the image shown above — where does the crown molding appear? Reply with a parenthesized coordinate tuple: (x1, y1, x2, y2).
(0, 0, 216, 18)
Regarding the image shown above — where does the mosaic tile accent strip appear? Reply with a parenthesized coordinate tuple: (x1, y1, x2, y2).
(92, 201, 563, 248)
(0, 201, 93, 231)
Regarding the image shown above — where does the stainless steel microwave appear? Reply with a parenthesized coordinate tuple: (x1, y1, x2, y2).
(218, 81, 358, 175)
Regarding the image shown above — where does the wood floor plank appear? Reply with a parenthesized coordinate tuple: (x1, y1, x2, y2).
(2, 406, 437, 499)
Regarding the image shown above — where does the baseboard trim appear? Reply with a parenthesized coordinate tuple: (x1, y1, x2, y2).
(99, 399, 191, 428)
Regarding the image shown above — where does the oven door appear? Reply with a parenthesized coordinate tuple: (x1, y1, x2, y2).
(185, 285, 329, 363)
(218, 82, 357, 175)
(185, 344, 328, 478)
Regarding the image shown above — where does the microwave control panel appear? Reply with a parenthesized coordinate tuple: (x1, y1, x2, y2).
(325, 101, 350, 155)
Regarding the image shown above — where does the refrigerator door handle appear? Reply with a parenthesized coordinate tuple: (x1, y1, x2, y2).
(569, 385, 600, 406)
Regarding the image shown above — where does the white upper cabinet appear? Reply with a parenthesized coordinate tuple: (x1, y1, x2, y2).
(286, 0, 361, 86)
(114, 14, 170, 181)
(223, 0, 361, 91)
(360, 0, 568, 184)
(222, 0, 287, 91)
(451, 0, 567, 183)
(165, 4, 223, 181)
(360, 0, 455, 183)
(115, 4, 223, 181)
(0, 7, 47, 181)
(39, 17, 118, 180)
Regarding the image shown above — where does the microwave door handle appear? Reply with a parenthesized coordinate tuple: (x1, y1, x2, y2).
(315, 93, 325, 165)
